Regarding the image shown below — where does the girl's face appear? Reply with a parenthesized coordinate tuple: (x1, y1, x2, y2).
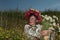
(29, 16, 36, 26)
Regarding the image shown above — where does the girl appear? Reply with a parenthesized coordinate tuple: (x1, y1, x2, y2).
(24, 8, 42, 40)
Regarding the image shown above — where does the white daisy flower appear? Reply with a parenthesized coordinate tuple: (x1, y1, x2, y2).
(52, 22, 56, 26)
(56, 17, 58, 20)
(41, 15, 44, 18)
(45, 15, 48, 17)
(45, 17, 50, 20)
(48, 27, 54, 30)
(49, 16, 53, 22)
(44, 15, 50, 21)
(57, 23, 59, 27)
(59, 27, 60, 32)
(53, 15, 57, 18)
(52, 19, 55, 22)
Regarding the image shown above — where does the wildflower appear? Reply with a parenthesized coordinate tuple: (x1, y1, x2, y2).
(53, 15, 57, 18)
(52, 22, 56, 26)
(52, 19, 55, 22)
(12, 31, 14, 34)
(57, 23, 59, 27)
(25, 8, 42, 22)
(49, 16, 53, 22)
(6, 30, 10, 33)
(5, 36, 9, 38)
(56, 17, 58, 20)
(53, 15, 58, 21)
(45, 15, 48, 17)
(59, 27, 60, 32)
(44, 15, 50, 21)
(41, 15, 44, 18)
(48, 27, 55, 30)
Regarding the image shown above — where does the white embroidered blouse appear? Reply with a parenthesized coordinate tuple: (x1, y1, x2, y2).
(24, 24, 42, 40)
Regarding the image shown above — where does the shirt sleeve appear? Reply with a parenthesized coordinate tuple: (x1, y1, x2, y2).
(24, 24, 30, 34)
(24, 24, 42, 38)
(36, 24, 42, 31)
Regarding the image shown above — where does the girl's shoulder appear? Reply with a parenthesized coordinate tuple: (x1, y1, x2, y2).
(24, 24, 30, 28)
(25, 24, 29, 27)
(25, 24, 42, 27)
(36, 24, 42, 27)
(24, 24, 42, 29)
(36, 24, 42, 29)
(36, 24, 40, 26)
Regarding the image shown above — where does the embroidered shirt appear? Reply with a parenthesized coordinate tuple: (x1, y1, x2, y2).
(24, 24, 42, 40)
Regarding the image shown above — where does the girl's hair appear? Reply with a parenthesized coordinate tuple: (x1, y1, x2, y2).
(28, 13, 38, 20)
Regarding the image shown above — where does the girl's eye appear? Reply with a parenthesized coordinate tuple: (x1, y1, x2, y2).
(31, 18, 35, 20)
(32, 18, 34, 19)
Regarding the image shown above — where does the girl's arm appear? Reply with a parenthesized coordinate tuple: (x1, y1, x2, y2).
(24, 25, 29, 36)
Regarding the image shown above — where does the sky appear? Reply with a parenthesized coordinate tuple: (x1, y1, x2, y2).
(0, 0, 60, 11)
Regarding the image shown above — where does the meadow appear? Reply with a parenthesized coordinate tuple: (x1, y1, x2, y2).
(0, 10, 60, 40)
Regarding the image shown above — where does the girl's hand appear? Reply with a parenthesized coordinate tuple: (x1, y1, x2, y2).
(41, 30, 49, 36)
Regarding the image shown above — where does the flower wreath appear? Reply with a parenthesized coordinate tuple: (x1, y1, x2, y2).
(25, 8, 42, 22)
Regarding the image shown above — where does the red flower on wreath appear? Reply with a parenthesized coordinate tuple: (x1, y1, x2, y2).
(25, 8, 42, 22)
